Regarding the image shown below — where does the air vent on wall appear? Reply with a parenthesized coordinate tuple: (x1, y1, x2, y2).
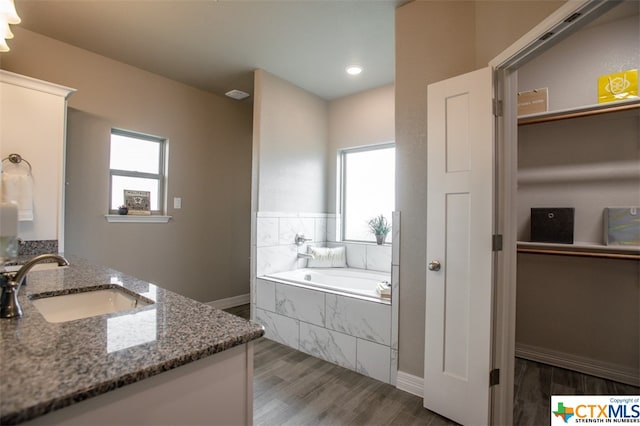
(225, 89, 250, 100)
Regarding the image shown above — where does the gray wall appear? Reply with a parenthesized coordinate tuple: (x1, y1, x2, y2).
(327, 84, 395, 214)
(1, 28, 253, 303)
(254, 69, 328, 214)
(395, 0, 565, 378)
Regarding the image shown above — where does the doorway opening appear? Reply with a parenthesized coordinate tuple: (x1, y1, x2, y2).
(492, 1, 640, 424)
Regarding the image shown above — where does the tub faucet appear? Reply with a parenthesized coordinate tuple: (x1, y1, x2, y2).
(0, 254, 69, 319)
(297, 252, 314, 259)
(294, 233, 312, 246)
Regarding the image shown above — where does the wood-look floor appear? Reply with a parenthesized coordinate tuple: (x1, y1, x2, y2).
(224, 304, 639, 425)
(253, 338, 456, 425)
(513, 357, 640, 426)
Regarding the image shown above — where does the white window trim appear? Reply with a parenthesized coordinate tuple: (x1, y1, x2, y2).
(105, 215, 171, 223)
(109, 128, 167, 215)
(339, 142, 395, 244)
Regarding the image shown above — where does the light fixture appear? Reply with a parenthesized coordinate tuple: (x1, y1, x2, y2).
(0, 0, 21, 53)
(346, 65, 363, 76)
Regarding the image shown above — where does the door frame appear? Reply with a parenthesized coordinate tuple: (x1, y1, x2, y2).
(489, 1, 621, 424)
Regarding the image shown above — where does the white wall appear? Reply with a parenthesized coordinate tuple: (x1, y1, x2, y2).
(518, 7, 640, 111)
(253, 69, 328, 214)
(327, 84, 395, 213)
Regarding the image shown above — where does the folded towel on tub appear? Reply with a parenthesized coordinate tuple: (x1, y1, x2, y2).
(376, 281, 391, 299)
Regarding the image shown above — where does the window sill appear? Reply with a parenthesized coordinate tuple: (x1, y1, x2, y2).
(105, 215, 171, 223)
(340, 240, 392, 246)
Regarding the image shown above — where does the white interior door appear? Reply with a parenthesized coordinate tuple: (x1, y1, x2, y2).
(424, 67, 494, 425)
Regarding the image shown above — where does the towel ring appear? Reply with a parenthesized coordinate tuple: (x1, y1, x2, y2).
(1, 153, 33, 174)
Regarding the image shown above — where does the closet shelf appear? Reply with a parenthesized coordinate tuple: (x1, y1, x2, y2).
(517, 241, 640, 260)
(518, 98, 640, 126)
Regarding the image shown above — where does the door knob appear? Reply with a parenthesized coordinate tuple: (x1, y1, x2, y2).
(428, 260, 441, 271)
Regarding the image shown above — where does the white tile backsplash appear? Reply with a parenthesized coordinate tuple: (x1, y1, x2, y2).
(256, 245, 298, 277)
(326, 241, 392, 273)
(392, 211, 400, 266)
(325, 294, 391, 346)
(390, 349, 398, 385)
(255, 279, 276, 312)
(345, 244, 367, 269)
(391, 264, 399, 350)
(256, 217, 279, 247)
(300, 322, 357, 370)
(279, 217, 315, 245)
(356, 339, 391, 384)
(275, 284, 325, 327)
(255, 308, 300, 349)
(327, 216, 337, 242)
(314, 218, 327, 243)
(366, 244, 392, 272)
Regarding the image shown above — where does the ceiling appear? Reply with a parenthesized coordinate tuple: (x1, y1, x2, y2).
(14, 0, 403, 101)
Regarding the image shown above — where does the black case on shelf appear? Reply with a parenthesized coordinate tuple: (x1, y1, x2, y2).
(531, 207, 575, 244)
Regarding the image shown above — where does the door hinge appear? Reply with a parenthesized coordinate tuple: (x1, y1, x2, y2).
(490, 368, 500, 386)
(492, 234, 503, 251)
(492, 99, 503, 117)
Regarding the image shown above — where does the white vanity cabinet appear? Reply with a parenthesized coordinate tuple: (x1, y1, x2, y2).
(0, 70, 75, 251)
(21, 343, 254, 426)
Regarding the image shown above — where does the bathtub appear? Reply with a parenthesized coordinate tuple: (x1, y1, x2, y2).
(264, 267, 391, 302)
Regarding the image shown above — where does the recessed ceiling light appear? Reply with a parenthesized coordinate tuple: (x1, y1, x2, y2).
(346, 66, 363, 76)
(225, 89, 250, 100)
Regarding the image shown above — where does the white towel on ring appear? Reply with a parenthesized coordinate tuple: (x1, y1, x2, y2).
(1, 173, 34, 221)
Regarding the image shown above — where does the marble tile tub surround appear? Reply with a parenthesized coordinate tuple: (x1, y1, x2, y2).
(255, 211, 392, 275)
(256, 212, 329, 277)
(0, 256, 264, 425)
(327, 241, 392, 273)
(253, 211, 399, 383)
(255, 277, 393, 384)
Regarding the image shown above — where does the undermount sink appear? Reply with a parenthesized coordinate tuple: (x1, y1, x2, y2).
(30, 286, 153, 323)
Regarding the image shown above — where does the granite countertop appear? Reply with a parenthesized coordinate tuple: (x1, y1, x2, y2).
(0, 256, 264, 425)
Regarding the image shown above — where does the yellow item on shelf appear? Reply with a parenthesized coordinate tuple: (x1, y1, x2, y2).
(598, 69, 638, 103)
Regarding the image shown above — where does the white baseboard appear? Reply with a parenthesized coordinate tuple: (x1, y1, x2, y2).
(516, 343, 640, 387)
(206, 293, 250, 310)
(396, 370, 424, 397)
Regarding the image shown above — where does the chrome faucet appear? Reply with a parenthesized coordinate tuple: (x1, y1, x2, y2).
(294, 233, 312, 246)
(0, 254, 69, 319)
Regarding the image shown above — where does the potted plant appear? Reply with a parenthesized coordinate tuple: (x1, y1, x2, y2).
(117, 204, 129, 215)
(368, 214, 391, 245)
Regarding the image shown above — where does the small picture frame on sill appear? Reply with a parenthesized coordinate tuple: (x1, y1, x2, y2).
(124, 190, 151, 216)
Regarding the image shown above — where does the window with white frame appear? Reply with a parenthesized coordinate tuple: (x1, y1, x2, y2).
(341, 144, 395, 243)
(109, 129, 166, 214)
